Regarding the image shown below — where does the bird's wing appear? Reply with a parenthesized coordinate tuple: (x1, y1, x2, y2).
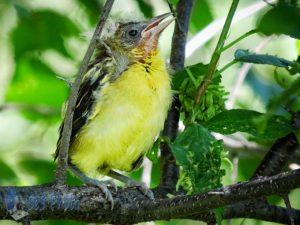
(54, 55, 114, 161)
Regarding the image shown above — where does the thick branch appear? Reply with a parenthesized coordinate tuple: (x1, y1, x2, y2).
(159, 0, 193, 193)
(252, 132, 299, 179)
(54, 0, 114, 185)
(224, 203, 300, 224)
(1, 169, 300, 224)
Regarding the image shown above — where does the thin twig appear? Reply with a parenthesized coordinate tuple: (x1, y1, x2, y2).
(195, 0, 240, 103)
(54, 0, 115, 185)
(282, 195, 295, 225)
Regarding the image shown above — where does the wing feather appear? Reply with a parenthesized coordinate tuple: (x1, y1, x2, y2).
(54, 55, 113, 160)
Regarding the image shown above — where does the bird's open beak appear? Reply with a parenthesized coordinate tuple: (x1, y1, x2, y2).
(141, 12, 174, 38)
(139, 13, 174, 55)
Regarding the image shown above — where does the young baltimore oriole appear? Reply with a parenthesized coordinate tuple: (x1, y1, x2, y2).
(55, 13, 174, 204)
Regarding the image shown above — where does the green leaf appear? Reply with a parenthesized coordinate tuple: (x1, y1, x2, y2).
(136, 0, 153, 18)
(238, 156, 260, 180)
(172, 63, 209, 91)
(214, 208, 224, 225)
(19, 158, 81, 185)
(0, 160, 18, 183)
(5, 58, 68, 119)
(190, 0, 213, 34)
(170, 124, 225, 193)
(173, 63, 226, 124)
(205, 109, 292, 140)
(168, 0, 179, 5)
(19, 158, 55, 184)
(257, 1, 300, 39)
(235, 49, 292, 67)
(235, 50, 300, 74)
(146, 138, 160, 163)
(75, 0, 102, 24)
(12, 9, 80, 58)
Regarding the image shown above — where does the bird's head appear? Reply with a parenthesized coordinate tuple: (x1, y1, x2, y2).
(105, 13, 174, 62)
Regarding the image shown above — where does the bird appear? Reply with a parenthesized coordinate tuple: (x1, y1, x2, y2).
(54, 12, 174, 204)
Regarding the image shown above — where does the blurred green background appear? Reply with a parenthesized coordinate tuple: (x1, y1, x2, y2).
(0, 0, 299, 224)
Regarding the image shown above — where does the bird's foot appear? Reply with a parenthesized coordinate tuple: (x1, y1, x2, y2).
(125, 181, 154, 200)
(86, 179, 117, 209)
(69, 165, 117, 209)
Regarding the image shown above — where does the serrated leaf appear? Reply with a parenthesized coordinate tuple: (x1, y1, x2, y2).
(170, 124, 225, 193)
(172, 63, 209, 90)
(257, 1, 300, 39)
(235, 50, 300, 74)
(205, 109, 292, 140)
(171, 124, 214, 170)
(12, 9, 80, 58)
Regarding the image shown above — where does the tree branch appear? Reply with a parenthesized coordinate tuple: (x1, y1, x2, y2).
(54, 0, 115, 185)
(252, 132, 299, 179)
(159, 0, 193, 194)
(1, 169, 300, 224)
(224, 202, 300, 224)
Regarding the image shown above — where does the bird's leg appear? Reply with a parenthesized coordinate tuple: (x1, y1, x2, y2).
(107, 170, 154, 200)
(69, 165, 117, 207)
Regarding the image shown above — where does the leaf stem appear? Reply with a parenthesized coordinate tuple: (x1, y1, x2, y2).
(195, 0, 240, 104)
(215, 60, 238, 76)
(221, 29, 257, 53)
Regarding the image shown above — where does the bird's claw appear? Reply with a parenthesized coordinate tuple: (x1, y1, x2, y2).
(87, 180, 117, 209)
(97, 183, 114, 207)
(125, 181, 154, 200)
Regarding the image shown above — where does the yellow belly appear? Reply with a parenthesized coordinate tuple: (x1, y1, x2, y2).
(70, 54, 171, 177)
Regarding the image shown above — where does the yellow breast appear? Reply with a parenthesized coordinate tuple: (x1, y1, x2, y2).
(70, 53, 171, 177)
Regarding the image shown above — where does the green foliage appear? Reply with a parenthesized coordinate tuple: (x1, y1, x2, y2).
(19, 158, 55, 184)
(1, 1, 300, 224)
(205, 109, 292, 140)
(189, 0, 213, 34)
(173, 63, 227, 125)
(167, 0, 179, 6)
(136, 0, 153, 18)
(257, 0, 300, 39)
(0, 160, 17, 184)
(170, 124, 226, 194)
(75, 0, 102, 24)
(146, 138, 160, 163)
(12, 9, 79, 59)
(235, 49, 300, 74)
(5, 58, 68, 120)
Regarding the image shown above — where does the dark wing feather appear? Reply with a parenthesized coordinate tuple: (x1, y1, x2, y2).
(54, 55, 111, 161)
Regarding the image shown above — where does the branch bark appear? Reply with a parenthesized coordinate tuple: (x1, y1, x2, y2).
(252, 132, 299, 179)
(159, 0, 193, 193)
(1, 169, 300, 224)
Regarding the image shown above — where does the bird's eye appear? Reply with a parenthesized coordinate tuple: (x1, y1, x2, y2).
(128, 29, 138, 37)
